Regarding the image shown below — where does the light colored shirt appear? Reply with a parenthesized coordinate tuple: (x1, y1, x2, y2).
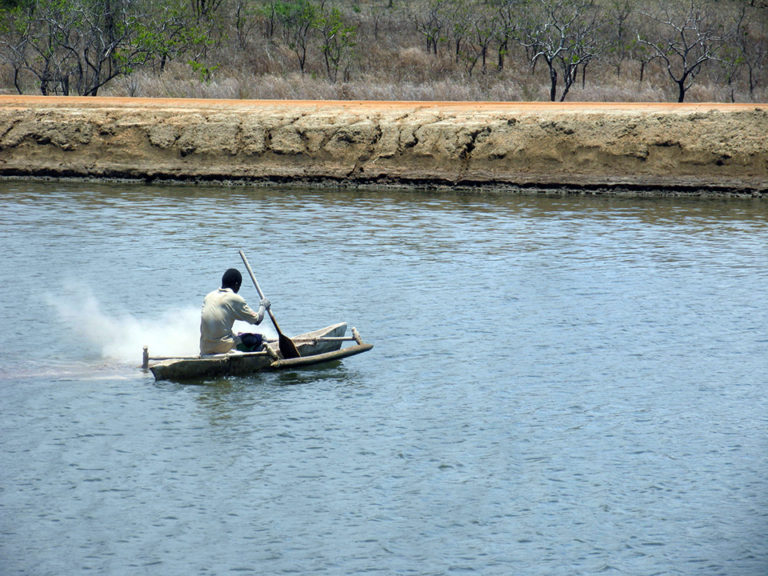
(200, 288, 263, 355)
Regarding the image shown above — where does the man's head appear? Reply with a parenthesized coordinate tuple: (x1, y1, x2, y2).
(222, 268, 243, 293)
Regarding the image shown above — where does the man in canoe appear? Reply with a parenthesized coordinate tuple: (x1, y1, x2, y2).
(200, 268, 271, 355)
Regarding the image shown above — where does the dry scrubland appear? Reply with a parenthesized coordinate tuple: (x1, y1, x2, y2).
(0, 0, 766, 103)
(111, 0, 768, 103)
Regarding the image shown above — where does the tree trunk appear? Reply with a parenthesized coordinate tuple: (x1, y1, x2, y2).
(549, 65, 557, 101)
(497, 39, 507, 70)
(13, 68, 22, 94)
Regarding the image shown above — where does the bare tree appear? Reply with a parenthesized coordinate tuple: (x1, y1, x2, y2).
(15, 0, 82, 94)
(494, 0, 522, 71)
(445, 0, 471, 64)
(518, 0, 601, 102)
(718, 5, 748, 102)
(365, 0, 388, 41)
(638, 0, 725, 102)
(734, 3, 768, 98)
(0, 0, 215, 95)
(0, 8, 33, 93)
(73, 0, 153, 95)
(416, 0, 444, 56)
(467, 6, 498, 75)
(234, 0, 260, 49)
(604, 0, 634, 77)
(192, 0, 226, 22)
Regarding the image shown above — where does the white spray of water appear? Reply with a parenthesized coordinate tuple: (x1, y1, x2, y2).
(46, 284, 201, 363)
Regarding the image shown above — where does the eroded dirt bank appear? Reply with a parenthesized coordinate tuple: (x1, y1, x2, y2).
(0, 96, 766, 195)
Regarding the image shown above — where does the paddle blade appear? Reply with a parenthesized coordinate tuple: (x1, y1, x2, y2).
(279, 333, 301, 359)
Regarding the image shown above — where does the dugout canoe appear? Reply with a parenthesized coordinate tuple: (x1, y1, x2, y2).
(144, 322, 372, 382)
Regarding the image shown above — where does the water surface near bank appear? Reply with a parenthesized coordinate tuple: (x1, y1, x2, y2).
(1, 181, 766, 575)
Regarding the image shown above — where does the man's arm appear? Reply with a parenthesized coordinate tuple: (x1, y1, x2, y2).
(232, 295, 271, 325)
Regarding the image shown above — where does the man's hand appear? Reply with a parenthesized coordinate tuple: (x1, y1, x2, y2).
(259, 297, 271, 311)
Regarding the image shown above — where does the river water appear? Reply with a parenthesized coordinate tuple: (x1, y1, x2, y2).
(0, 181, 766, 575)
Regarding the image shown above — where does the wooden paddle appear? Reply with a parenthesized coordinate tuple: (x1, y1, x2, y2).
(239, 249, 301, 359)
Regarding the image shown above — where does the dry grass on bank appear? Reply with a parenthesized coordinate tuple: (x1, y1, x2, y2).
(101, 61, 764, 104)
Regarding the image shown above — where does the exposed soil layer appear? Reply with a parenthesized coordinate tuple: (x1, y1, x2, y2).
(0, 96, 766, 196)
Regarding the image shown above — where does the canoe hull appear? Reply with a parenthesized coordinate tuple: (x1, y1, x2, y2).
(149, 352, 273, 381)
(148, 323, 370, 382)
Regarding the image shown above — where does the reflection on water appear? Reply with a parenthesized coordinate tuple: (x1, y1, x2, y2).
(0, 181, 767, 576)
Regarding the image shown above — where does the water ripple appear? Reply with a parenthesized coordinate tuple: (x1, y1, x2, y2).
(0, 183, 766, 575)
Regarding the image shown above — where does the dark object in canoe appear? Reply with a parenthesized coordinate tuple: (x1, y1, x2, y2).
(143, 323, 372, 382)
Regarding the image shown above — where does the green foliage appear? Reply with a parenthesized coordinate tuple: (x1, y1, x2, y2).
(274, 0, 317, 72)
(318, 5, 356, 81)
(189, 59, 219, 81)
(274, 0, 316, 31)
(0, 0, 219, 94)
